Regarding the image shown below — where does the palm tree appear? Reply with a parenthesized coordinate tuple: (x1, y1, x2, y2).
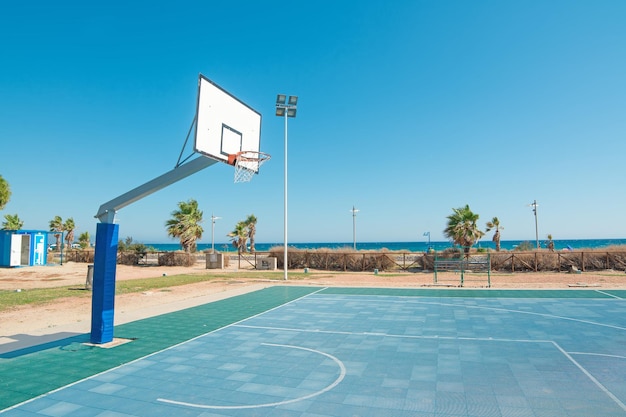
(0, 175, 10, 210)
(244, 214, 258, 253)
(228, 221, 248, 254)
(485, 217, 503, 251)
(78, 231, 90, 249)
(63, 218, 76, 249)
(2, 213, 23, 230)
(165, 199, 204, 252)
(2, 214, 21, 230)
(547, 234, 555, 252)
(49, 215, 64, 251)
(444, 205, 485, 253)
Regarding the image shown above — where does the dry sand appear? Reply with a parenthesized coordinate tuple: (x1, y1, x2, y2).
(1, 261, 624, 354)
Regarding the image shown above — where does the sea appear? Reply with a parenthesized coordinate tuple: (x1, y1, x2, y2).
(145, 239, 626, 253)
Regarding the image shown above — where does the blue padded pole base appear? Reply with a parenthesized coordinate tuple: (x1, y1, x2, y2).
(90, 222, 119, 344)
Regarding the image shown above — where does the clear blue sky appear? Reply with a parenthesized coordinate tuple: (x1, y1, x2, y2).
(1, 1, 625, 245)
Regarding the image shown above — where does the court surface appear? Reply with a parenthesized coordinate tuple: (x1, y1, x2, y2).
(1, 286, 625, 416)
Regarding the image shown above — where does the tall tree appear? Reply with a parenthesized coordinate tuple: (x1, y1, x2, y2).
(485, 217, 503, 251)
(64, 218, 76, 248)
(2, 213, 23, 230)
(49, 215, 64, 251)
(78, 231, 91, 249)
(444, 205, 485, 253)
(227, 221, 248, 254)
(165, 199, 204, 252)
(547, 234, 555, 252)
(245, 214, 258, 253)
(0, 175, 10, 211)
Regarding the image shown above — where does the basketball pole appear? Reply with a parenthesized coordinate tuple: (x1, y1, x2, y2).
(91, 156, 217, 344)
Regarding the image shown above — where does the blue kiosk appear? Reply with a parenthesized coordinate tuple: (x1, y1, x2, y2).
(0, 230, 49, 267)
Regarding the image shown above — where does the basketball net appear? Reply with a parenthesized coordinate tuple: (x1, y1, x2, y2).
(230, 151, 271, 183)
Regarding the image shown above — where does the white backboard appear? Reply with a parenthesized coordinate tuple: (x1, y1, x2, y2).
(194, 75, 262, 165)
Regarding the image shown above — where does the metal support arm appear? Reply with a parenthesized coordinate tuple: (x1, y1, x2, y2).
(95, 156, 218, 223)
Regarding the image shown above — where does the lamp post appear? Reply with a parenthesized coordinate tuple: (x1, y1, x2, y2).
(211, 214, 220, 253)
(276, 94, 297, 281)
(530, 200, 539, 249)
(350, 206, 359, 250)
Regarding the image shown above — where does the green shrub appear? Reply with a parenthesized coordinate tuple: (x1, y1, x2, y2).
(514, 241, 534, 251)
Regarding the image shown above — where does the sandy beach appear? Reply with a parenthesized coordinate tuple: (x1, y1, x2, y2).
(1, 261, 624, 354)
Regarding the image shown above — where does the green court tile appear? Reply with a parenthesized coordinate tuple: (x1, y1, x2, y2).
(603, 289, 626, 298)
(0, 286, 318, 410)
(320, 287, 619, 298)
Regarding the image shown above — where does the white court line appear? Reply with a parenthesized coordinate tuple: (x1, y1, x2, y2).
(554, 342, 626, 412)
(157, 343, 346, 410)
(0, 288, 325, 414)
(595, 289, 623, 299)
(235, 323, 554, 344)
(569, 351, 626, 360)
(310, 295, 626, 332)
(233, 323, 626, 413)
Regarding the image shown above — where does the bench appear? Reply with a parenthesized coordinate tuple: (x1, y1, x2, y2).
(434, 254, 491, 287)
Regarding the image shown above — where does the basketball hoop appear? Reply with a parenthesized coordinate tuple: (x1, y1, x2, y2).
(228, 151, 271, 183)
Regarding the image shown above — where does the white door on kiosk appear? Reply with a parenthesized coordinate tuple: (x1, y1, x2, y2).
(10, 234, 22, 266)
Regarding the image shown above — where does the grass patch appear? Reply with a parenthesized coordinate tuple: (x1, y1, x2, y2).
(0, 271, 298, 313)
(0, 287, 92, 311)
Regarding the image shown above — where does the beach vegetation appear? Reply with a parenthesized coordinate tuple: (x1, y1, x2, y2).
(63, 218, 75, 249)
(78, 231, 90, 249)
(514, 241, 534, 251)
(118, 236, 150, 253)
(228, 221, 248, 254)
(0, 174, 10, 210)
(227, 214, 259, 253)
(117, 236, 151, 265)
(245, 214, 258, 253)
(485, 217, 503, 251)
(444, 205, 484, 253)
(165, 199, 204, 253)
(49, 215, 64, 251)
(2, 213, 23, 230)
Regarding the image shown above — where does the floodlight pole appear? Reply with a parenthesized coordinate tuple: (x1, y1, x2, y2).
(530, 200, 539, 249)
(211, 214, 220, 253)
(529, 200, 539, 249)
(283, 109, 288, 280)
(276, 94, 297, 281)
(351, 206, 359, 250)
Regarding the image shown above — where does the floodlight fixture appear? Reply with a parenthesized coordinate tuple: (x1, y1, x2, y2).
(276, 94, 298, 118)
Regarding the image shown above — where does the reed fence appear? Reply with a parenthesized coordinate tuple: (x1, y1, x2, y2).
(61, 249, 626, 273)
